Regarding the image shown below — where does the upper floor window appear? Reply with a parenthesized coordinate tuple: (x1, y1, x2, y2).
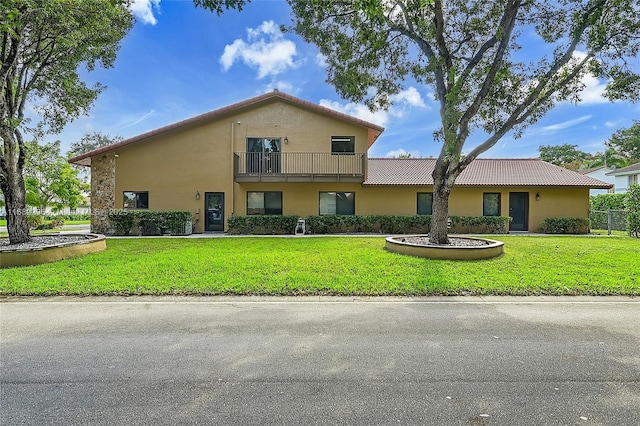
(319, 192, 355, 215)
(483, 193, 501, 216)
(331, 136, 355, 154)
(417, 192, 433, 215)
(247, 191, 283, 215)
(123, 191, 148, 209)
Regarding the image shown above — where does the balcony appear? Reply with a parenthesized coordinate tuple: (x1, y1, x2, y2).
(234, 152, 366, 182)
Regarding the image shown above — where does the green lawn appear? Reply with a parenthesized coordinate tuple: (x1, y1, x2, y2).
(1, 236, 638, 296)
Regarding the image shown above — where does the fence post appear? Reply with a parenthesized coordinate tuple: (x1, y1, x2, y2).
(607, 209, 613, 235)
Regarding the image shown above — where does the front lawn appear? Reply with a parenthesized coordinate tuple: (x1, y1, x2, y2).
(0, 236, 637, 296)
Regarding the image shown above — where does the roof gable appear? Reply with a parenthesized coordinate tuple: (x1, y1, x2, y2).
(69, 90, 385, 166)
(364, 158, 613, 188)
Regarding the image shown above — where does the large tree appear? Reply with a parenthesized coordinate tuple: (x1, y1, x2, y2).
(289, 0, 640, 244)
(24, 140, 88, 214)
(607, 120, 640, 162)
(538, 143, 591, 169)
(0, 0, 133, 244)
(67, 131, 123, 158)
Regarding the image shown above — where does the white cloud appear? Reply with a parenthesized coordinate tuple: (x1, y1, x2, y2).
(529, 115, 593, 135)
(220, 20, 298, 79)
(319, 99, 389, 126)
(130, 0, 160, 25)
(318, 87, 428, 127)
(569, 51, 609, 105)
(259, 80, 301, 95)
(385, 148, 421, 158)
(391, 87, 426, 108)
(605, 119, 625, 128)
(315, 53, 328, 67)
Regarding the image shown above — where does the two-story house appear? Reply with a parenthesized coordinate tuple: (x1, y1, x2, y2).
(606, 162, 640, 194)
(69, 90, 612, 234)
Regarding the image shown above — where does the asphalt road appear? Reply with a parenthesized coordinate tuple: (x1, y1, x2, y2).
(1, 296, 639, 426)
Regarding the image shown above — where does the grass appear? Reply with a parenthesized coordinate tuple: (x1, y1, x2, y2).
(0, 220, 90, 237)
(1, 235, 638, 296)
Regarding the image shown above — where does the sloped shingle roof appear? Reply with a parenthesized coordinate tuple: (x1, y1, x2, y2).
(69, 90, 385, 167)
(364, 158, 612, 188)
(605, 161, 640, 176)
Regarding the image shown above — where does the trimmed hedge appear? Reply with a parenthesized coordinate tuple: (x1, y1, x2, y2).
(107, 210, 193, 235)
(590, 193, 626, 211)
(227, 214, 511, 235)
(539, 217, 590, 234)
(227, 215, 299, 235)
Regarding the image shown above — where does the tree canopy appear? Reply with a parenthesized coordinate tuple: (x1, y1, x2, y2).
(0, 0, 133, 243)
(24, 140, 88, 213)
(68, 132, 123, 158)
(289, 0, 640, 243)
(539, 144, 591, 169)
(607, 120, 640, 162)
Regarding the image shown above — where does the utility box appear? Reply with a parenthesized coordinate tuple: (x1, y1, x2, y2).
(295, 219, 306, 236)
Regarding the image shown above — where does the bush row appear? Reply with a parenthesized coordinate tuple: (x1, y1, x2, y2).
(539, 217, 590, 234)
(44, 213, 91, 221)
(227, 214, 511, 235)
(107, 210, 193, 235)
(27, 215, 65, 230)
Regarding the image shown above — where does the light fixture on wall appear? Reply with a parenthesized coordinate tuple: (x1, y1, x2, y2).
(536, 192, 540, 201)
(196, 191, 200, 200)
(284, 136, 289, 144)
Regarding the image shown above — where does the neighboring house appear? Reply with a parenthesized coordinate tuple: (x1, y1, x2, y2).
(578, 166, 616, 196)
(68, 90, 612, 234)
(605, 162, 640, 194)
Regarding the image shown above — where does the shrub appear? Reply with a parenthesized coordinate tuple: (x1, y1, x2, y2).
(624, 184, 640, 237)
(449, 216, 511, 234)
(107, 210, 193, 236)
(539, 217, 589, 234)
(228, 214, 509, 235)
(26, 214, 44, 230)
(44, 213, 91, 221)
(107, 210, 135, 235)
(590, 193, 626, 211)
(228, 215, 299, 235)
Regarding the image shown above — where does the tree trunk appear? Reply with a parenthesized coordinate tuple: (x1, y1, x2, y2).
(1, 175, 31, 244)
(430, 177, 453, 245)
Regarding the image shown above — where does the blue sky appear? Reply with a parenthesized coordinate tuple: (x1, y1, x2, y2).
(49, 0, 640, 159)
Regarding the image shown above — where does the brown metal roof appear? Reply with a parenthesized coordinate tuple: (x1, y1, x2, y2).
(364, 158, 613, 188)
(68, 90, 385, 166)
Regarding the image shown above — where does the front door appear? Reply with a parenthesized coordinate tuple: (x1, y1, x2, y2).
(509, 192, 529, 231)
(205, 192, 224, 232)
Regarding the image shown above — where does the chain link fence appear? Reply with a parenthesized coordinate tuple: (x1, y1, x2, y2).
(590, 210, 628, 234)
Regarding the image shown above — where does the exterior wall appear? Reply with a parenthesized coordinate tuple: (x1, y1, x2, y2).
(236, 184, 590, 233)
(612, 173, 639, 194)
(90, 154, 115, 234)
(108, 100, 370, 233)
(583, 168, 614, 195)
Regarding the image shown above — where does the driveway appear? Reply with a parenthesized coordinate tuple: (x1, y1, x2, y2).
(1, 296, 639, 425)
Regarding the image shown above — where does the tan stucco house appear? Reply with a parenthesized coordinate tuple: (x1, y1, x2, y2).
(69, 90, 612, 234)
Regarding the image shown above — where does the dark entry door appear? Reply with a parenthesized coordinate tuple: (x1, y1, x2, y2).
(205, 192, 224, 232)
(509, 192, 529, 231)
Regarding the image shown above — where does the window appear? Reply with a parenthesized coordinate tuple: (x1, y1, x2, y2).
(629, 175, 638, 186)
(247, 138, 281, 173)
(417, 192, 433, 215)
(247, 192, 282, 215)
(483, 193, 501, 216)
(331, 136, 355, 154)
(319, 192, 355, 215)
(123, 191, 149, 209)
